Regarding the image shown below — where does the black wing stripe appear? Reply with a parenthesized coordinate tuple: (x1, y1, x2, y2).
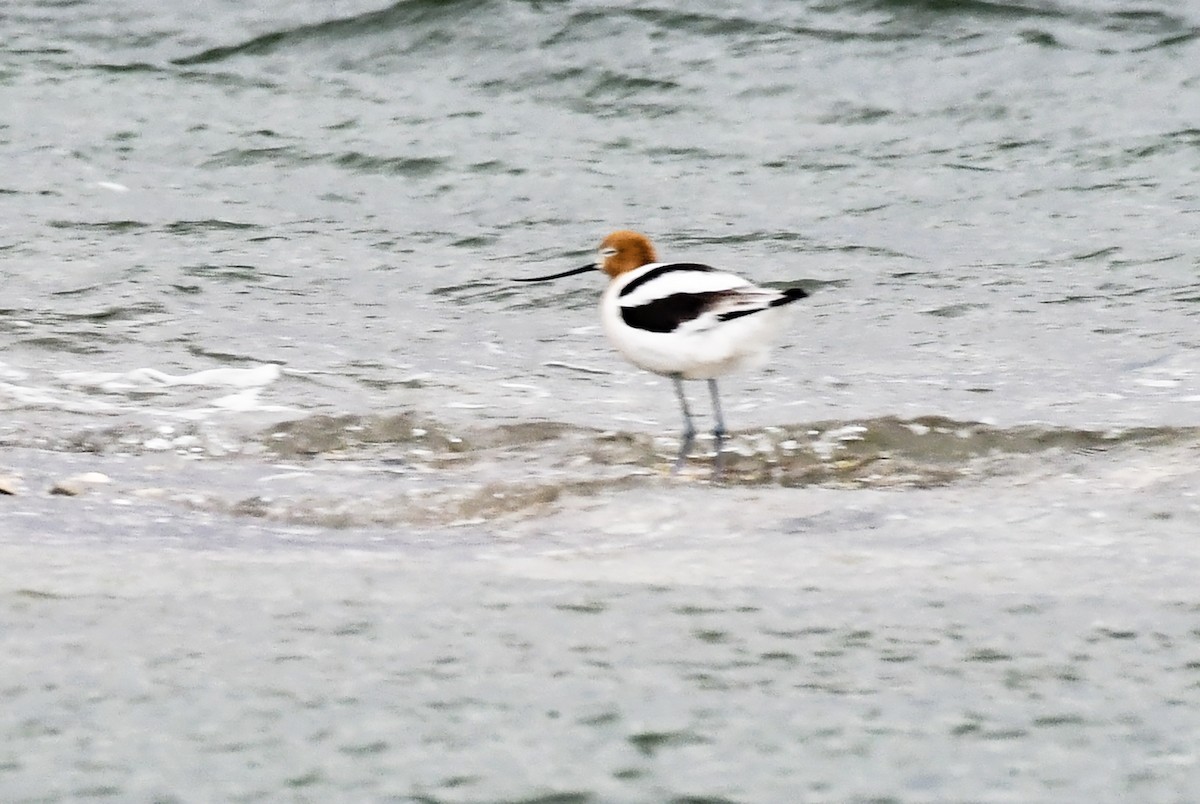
(624, 286, 810, 332)
(716, 308, 761, 323)
(617, 263, 716, 298)
(621, 291, 726, 333)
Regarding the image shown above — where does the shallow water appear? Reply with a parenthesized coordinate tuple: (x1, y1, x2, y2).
(3, 448, 1200, 801)
(3, 0, 1200, 799)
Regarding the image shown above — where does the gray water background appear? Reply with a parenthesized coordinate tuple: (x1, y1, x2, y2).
(3, 0, 1200, 800)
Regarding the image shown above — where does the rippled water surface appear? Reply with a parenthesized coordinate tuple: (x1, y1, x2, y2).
(3, 0, 1200, 800)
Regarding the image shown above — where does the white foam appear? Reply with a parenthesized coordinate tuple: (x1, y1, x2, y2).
(0, 381, 117, 412)
(61, 365, 282, 393)
(210, 388, 291, 412)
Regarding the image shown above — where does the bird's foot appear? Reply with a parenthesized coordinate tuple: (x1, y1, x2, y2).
(711, 430, 726, 483)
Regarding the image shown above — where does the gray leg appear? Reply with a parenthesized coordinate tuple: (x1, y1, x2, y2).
(708, 378, 727, 480)
(671, 376, 696, 475)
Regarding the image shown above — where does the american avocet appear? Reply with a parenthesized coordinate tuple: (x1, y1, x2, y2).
(517, 230, 808, 479)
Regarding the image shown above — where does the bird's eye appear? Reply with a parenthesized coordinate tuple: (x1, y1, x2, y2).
(600, 247, 618, 258)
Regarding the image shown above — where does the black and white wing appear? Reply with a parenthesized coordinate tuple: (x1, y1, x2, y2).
(615, 262, 804, 334)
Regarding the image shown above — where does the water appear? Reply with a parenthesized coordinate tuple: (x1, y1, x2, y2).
(2, 0, 1200, 799)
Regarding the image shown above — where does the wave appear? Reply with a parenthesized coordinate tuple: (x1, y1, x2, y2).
(171, 0, 912, 71)
(201, 146, 447, 178)
(166, 0, 1200, 76)
(3, 411, 1193, 528)
(46, 219, 264, 236)
(171, 0, 490, 65)
(252, 412, 1200, 487)
(846, 0, 1199, 50)
(5, 403, 1191, 467)
(25, 408, 1195, 481)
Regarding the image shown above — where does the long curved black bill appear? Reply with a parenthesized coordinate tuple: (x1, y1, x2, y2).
(513, 264, 596, 283)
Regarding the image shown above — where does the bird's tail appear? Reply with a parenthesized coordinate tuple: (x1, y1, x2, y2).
(771, 287, 809, 307)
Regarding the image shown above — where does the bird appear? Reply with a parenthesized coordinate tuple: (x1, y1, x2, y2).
(516, 230, 808, 479)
